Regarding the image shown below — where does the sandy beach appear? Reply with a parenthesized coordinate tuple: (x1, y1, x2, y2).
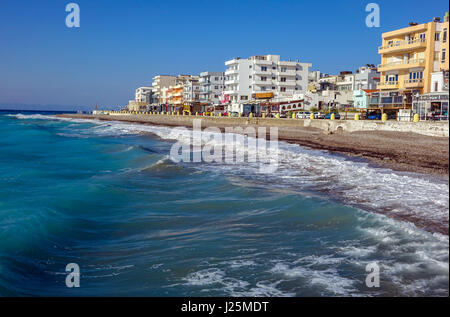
(57, 113, 449, 176)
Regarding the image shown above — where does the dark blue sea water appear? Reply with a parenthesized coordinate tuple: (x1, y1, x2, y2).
(0, 110, 448, 296)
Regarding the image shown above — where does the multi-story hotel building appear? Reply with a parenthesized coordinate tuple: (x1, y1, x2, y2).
(354, 65, 380, 90)
(152, 75, 177, 105)
(163, 75, 200, 112)
(135, 86, 154, 104)
(375, 15, 449, 116)
(166, 84, 184, 111)
(199, 71, 225, 108)
(224, 55, 311, 112)
(183, 77, 201, 105)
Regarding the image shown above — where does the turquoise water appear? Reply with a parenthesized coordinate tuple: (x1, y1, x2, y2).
(0, 111, 448, 296)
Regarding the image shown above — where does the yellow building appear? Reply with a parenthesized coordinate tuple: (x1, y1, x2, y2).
(376, 14, 449, 113)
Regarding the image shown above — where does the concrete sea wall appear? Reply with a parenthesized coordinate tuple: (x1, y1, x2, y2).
(62, 113, 449, 138)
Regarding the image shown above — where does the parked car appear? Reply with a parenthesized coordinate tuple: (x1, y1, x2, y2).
(314, 112, 325, 119)
(324, 112, 341, 119)
(296, 111, 311, 119)
(279, 113, 287, 118)
(367, 112, 381, 120)
(230, 112, 239, 117)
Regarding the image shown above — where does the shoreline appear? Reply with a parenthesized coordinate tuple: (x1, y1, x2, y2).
(57, 113, 450, 177)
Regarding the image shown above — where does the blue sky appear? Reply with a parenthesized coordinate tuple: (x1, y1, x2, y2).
(0, 0, 448, 110)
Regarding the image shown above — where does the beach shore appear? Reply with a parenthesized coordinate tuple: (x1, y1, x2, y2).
(57, 113, 449, 176)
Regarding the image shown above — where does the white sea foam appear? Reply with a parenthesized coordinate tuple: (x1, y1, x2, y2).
(184, 268, 225, 286)
(15, 114, 449, 234)
(184, 267, 291, 296)
(13, 114, 449, 296)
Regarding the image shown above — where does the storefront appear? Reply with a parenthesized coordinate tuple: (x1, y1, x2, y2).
(366, 89, 419, 119)
(412, 93, 449, 120)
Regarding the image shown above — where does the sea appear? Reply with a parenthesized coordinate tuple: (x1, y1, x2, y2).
(0, 109, 448, 296)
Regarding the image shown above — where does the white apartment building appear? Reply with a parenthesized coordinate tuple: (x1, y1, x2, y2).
(354, 65, 380, 90)
(152, 75, 177, 104)
(224, 55, 311, 111)
(183, 78, 201, 104)
(135, 86, 153, 103)
(199, 71, 225, 106)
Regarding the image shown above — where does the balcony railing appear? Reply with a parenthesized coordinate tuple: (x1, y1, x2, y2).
(278, 80, 296, 86)
(225, 69, 238, 75)
(377, 81, 399, 89)
(404, 78, 424, 87)
(378, 38, 426, 52)
(277, 70, 297, 76)
(253, 79, 272, 85)
(253, 69, 273, 75)
(225, 78, 239, 84)
(378, 58, 425, 71)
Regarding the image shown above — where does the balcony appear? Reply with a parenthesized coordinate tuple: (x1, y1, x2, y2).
(377, 58, 425, 72)
(225, 69, 238, 75)
(278, 80, 296, 86)
(223, 90, 238, 95)
(253, 69, 273, 75)
(225, 58, 240, 66)
(253, 59, 273, 66)
(377, 81, 399, 89)
(225, 79, 239, 85)
(378, 38, 427, 54)
(277, 70, 297, 76)
(404, 78, 424, 88)
(253, 79, 273, 85)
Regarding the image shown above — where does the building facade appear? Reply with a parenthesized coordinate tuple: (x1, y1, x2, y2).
(354, 65, 380, 90)
(152, 75, 177, 105)
(412, 70, 449, 119)
(199, 71, 225, 109)
(135, 86, 154, 104)
(224, 55, 311, 112)
(376, 15, 449, 116)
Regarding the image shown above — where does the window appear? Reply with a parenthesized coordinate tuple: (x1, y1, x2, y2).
(261, 76, 267, 81)
(280, 87, 286, 92)
(419, 33, 426, 40)
(442, 49, 446, 63)
(280, 77, 286, 82)
(249, 75, 252, 78)
(272, 86, 275, 89)
(435, 32, 440, 41)
(240, 96, 248, 100)
(249, 65, 252, 69)
(272, 66, 276, 69)
(272, 77, 276, 79)
(280, 67, 287, 72)
(214, 86, 218, 89)
(443, 28, 448, 43)
(261, 66, 267, 71)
